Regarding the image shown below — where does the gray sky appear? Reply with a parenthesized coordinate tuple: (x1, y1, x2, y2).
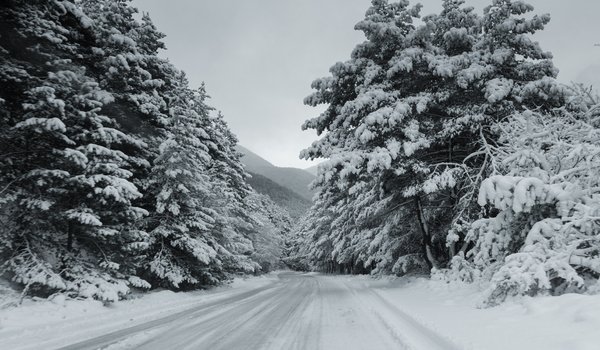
(132, 0, 600, 168)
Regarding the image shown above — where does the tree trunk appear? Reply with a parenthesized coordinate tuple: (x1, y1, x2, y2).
(447, 138, 458, 259)
(66, 222, 73, 252)
(415, 197, 438, 269)
(449, 240, 456, 258)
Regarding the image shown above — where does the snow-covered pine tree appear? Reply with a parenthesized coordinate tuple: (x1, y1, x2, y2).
(80, 0, 172, 130)
(79, 1, 258, 284)
(1, 0, 282, 299)
(0, 0, 150, 301)
(298, 0, 429, 275)
(80, 0, 291, 287)
(282, 214, 314, 272)
(188, 90, 258, 276)
(144, 74, 228, 289)
(241, 192, 293, 272)
(298, 0, 566, 275)
(79, 0, 175, 204)
(463, 86, 600, 305)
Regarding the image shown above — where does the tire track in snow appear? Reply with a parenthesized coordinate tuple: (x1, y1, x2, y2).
(171, 275, 314, 350)
(343, 278, 465, 350)
(317, 275, 408, 350)
(54, 273, 466, 350)
(337, 277, 412, 350)
(55, 280, 284, 350)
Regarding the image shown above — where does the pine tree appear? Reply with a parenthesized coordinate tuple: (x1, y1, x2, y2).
(203, 110, 261, 274)
(298, 0, 567, 275)
(242, 192, 293, 272)
(0, 0, 287, 301)
(144, 76, 225, 289)
(79, 0, 175, 206)
(80, 0, 172, 130)
(463, 86, 600, 304)
(0, 0, 150, 301)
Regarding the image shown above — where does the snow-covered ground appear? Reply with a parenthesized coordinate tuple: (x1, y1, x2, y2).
(349, 276, 600, 350)
(0, 274, 279, 350)
(1, 272, 598, 350)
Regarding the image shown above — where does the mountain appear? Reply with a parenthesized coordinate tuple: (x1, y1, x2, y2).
(245, 172, 312, 218)
(574, 64, 600, 93)
(304, 165, 319, 176)
(236, 145, 316, 202)
(236, 145, 275, 169)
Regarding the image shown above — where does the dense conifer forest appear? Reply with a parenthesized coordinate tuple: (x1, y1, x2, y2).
(0, 0, 289, 301)
(2, 0, 600, 309)
(287, 0, 600, 305)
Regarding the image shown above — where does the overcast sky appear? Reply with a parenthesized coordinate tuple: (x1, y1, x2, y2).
(132, 0, 600, 168)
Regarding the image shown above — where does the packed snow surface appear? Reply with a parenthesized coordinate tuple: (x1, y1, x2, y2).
(1, 272, 598, 350)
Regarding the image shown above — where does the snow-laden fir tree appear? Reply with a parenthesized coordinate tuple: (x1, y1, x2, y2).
(79, 0, 175, 196)
(144, 76, 230, 289)
(80, 0, 266, 286)
(201, 110, 261, 274)
(459, 86, 600, 304)
(1, 0, 283, 300)
(296, 0, 567, 275)
(241, 192, 293, 272)
(80, 0, 174, 129)
(0, 0, 150, 301)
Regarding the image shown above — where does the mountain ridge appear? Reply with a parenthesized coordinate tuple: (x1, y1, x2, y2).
(245, 172, 311, 218)
(304, 164, 318, 176)
(236, 145, 316, 202)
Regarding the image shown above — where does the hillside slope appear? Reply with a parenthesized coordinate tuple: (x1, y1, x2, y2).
(236, 145, 316, 201)
(304, 165, 318, 176)
(246, 172, 312, 218)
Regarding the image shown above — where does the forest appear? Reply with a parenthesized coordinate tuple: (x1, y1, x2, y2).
(1, 0, 600, 310)
(285, 0, 600, 305)
(0, 0, 291, 302)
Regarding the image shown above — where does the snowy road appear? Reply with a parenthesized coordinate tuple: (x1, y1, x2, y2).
(54, 272, 461, 350)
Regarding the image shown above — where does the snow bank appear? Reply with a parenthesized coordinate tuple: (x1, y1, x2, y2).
(0, 274, 278, 350)
(353, 276, 600, 350)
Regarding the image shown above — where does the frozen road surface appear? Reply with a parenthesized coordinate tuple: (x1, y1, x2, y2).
(52, 272, 460, 350)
